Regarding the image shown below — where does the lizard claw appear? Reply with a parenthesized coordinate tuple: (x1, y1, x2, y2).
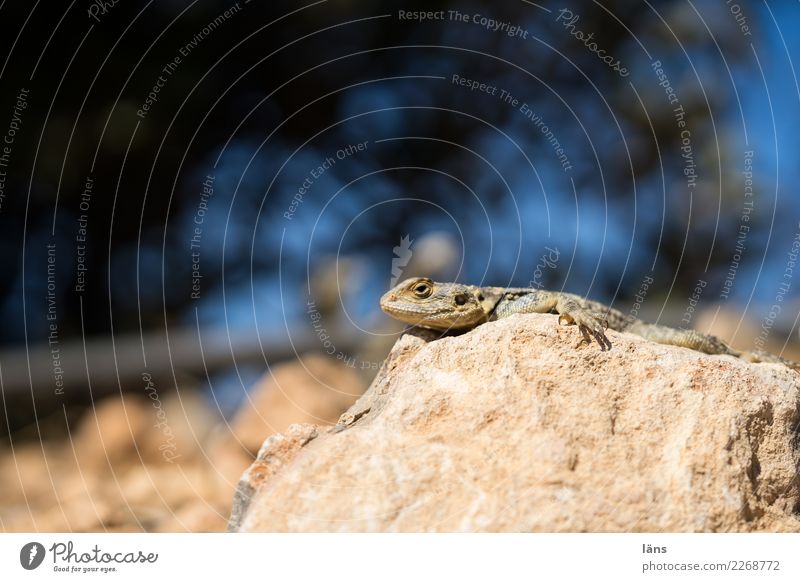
(566, 309, 611, 350)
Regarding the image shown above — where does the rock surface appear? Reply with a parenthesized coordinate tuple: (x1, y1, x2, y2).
(232, 314, 800, 532)
(0, 353, 365, 532)
(1, 391, 232, 532)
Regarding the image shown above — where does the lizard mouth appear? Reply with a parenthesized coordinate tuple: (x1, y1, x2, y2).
(380, 299, 434, 322)
(380, 296, 441, 326)
(380, 295, 479, 331)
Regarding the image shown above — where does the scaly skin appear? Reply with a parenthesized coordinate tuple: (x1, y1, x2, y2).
(380, 277, 799, 369)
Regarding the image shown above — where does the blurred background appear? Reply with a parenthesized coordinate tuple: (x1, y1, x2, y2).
(0, 0, 798, 531)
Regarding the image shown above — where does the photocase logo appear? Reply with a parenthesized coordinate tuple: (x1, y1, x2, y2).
(390, 234, 413, 286)
(20, 542, 45, 570)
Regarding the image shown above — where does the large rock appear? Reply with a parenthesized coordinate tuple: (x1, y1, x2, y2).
(231, 314, 800, 532)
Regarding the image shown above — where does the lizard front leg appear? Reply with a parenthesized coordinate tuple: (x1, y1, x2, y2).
(493, 291, 611, 349)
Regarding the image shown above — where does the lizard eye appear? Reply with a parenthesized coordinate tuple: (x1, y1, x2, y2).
(454, 294, 467, 306)
(412, 282, 432, 298)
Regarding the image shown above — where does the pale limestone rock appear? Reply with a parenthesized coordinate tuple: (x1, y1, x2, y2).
(232, 314, 800, 532)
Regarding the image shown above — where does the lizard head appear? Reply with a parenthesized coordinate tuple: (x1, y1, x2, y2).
(380, 277, 487, 331)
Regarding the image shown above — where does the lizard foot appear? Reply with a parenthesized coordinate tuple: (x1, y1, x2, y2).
(559, 310, 611, 350)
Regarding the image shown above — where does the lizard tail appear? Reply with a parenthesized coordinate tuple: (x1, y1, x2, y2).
(740, 350, 800, 371)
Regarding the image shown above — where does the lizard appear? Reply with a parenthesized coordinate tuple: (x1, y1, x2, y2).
(379, 276, 800, 370)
